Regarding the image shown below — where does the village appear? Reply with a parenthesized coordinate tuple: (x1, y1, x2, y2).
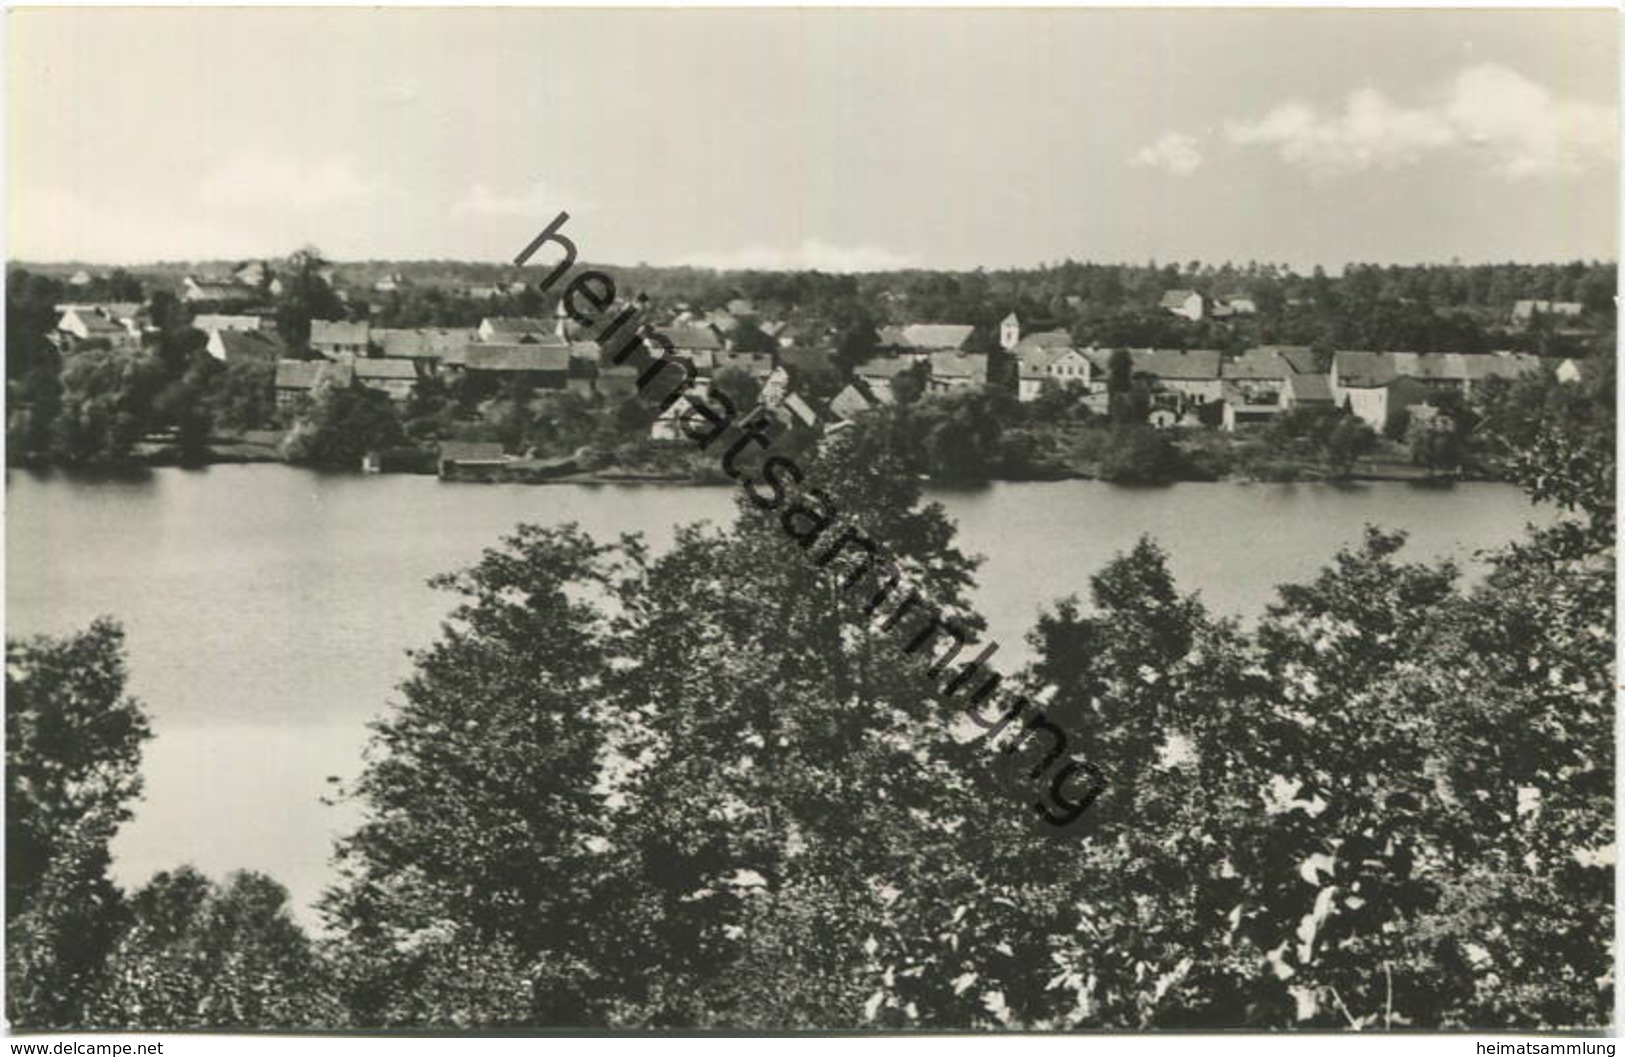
(15, 255, 1607, 484)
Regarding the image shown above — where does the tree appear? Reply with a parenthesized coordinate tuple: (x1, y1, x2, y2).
(279, 378, 406, 467)
(7, 620, 151, 1028)
(200, 358, 278, 434)
(1106, 348, 1133, 393)
(709, 365, 764, 413)
(49, 350, 166, 463)
(88, 868, 340, 1029)
(1323, 417, 1377, 477)
(324, 435, 999, 1027)
(1096, 424, 1185, 484)
(322, 524, 625, 1025)
(275, 246, 346, 351)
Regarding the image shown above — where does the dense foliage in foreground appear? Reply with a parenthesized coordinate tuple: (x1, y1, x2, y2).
(6, 367, 1612, 1031)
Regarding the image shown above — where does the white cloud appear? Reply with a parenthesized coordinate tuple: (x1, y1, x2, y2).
(198, 153, 384, 211)
(1226, 64, 1615, 180)
(451, 181, 572, 220)
(684, 240, 915, 273)
(1131, 132, 1203, 176)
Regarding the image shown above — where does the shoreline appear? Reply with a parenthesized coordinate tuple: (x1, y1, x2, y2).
(7, 447, 1492, 488)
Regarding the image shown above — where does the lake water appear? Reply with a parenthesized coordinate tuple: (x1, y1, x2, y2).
(5, 464, 1553, 928)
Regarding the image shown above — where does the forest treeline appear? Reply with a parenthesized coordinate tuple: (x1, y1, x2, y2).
(6, 256, 1616, 479)
(6, 363, 1613, 1031)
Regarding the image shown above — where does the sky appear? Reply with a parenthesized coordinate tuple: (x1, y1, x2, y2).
(8, 7, 1619, 271)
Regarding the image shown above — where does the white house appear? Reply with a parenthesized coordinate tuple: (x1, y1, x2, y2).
(1159, 290, 1205, 321)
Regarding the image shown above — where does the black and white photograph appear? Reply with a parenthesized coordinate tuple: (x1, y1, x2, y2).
(3, 5, 1617, 1040)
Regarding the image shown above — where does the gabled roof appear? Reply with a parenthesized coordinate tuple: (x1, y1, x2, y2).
(778, 346, 837, 375)
(783, 392, 822, 428)
(309, 319, 371, 346)
(1015, 345, 1088, 375)
(354, 358, 419, 381)
(465, 343, 571, 372)
(829, 382, 881, 421)
(184, 277, 257, 301)
(653, 324, 724, 351)
(376, 327, 479, 358)
(928, 351, 989, 382)
(1012, 330, 1075, 353)
(1160, 289, 1201, 308)
(853, 355, 918, 380)
(58, 308, 124, 335)
(881, 323, 975, 351)
(480, 316, 551, 338)
(193, 313, 263, 333)
(1223, 348, 1297, 382)
(1128, 348, 1222, 381)
(1333, 350, 1544, 387)
(1286, 373, 1334, 403)
(275, 359, 353, 390)
(214, 330, 286, 362)
(58, 301, 142, 321)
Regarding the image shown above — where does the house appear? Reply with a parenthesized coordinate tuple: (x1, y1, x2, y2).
(926, 351, 989, 393)
(1556, 358, 1588, 385)
(1210, 296, 1259, 318)
(853, 356, 920, 403)
(55, 306, 134, 347)
(1512, 300, 1584, 324)
(354, 358, 420, 402)
(193, 314, 264, 334)
(232, 261, 271, 288)
(372, 273, 407, 294)
(309, 319, 372, 360)
(1014, 346, 1094, 401)
(1159, 290, 1205, 321)
(478, 316, 554, 343)
(463, 343, 571, 389)
(465, 285, 503, 300)
(777, 347, 840, 392)
(1219, 382, 1283, 432)
(1328, 351, 1540, 431)
(649, 324, 725, 372)
(879, 323, 976, 354)
(206, 329, 286, 364)
(1220, 347, 1304, 407)
(57, 301, 143, 329)
(182, 276, 258, 306)
(1111, 348, 1224, 404)
(274, 359, 354, 410)
(375, 327, 480, 363)
(1013, 332, 1095, 400)
(68, 270, 93, 287)
(1281, 372, 1335, 411)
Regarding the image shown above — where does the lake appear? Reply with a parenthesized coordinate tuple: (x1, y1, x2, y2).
(5, 464, 1553, 928)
